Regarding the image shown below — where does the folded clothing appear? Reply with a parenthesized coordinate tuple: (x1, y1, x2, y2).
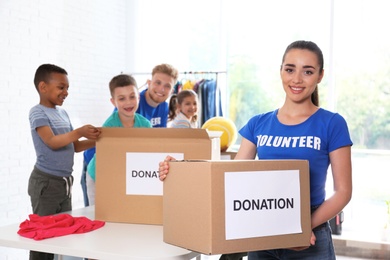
(18, 213, 105, 240)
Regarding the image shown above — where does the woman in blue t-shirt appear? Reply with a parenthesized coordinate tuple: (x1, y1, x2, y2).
(238, 41, 352, 259)
(159, 40, 352, 260)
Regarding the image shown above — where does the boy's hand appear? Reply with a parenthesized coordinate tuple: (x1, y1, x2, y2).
(80, 125, 101, 139)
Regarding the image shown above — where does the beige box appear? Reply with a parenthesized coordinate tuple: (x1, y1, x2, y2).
(163, 160, 311, 255)
(95, 128, 216, 225)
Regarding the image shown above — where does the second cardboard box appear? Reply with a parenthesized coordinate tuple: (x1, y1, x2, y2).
(163, 159, 311, 254)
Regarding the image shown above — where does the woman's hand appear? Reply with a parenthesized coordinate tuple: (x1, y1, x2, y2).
(288, 231, 316, 251)
(158, 155, 176, 181)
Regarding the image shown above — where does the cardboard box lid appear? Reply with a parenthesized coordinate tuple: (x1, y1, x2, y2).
(99, 127, 210, 139)
(163, 159, 311, 254)
(96, 128, 214, 158)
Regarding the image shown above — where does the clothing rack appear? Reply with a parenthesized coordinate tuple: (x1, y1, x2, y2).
(131, 70, 227, 124)
(181, 71, 227, 75)
(130, 71, 227, 75)
(178, 71, 227, 124)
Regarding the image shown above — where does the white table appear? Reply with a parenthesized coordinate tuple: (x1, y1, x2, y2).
(0, 206, 200, 260)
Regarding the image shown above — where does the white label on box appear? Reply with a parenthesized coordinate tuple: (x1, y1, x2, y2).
(126, 152, 184, 196)
(225, 170, 302, 240)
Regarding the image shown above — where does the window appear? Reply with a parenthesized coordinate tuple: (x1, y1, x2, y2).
(129, 0, 390, 237)
(331, 0, 390, 236)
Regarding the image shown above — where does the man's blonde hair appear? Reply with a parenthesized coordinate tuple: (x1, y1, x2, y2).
(152, 64, 179, 83)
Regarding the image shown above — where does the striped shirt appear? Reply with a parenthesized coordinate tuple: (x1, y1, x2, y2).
(29, 104, 74, 177)
(170, 112, 198, 128)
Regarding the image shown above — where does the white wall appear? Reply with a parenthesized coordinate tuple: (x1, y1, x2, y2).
(0, 0, 131, 258)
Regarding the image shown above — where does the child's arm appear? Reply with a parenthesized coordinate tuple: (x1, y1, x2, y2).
(73, 139, 96, 153)
(36, 124, 101, 150)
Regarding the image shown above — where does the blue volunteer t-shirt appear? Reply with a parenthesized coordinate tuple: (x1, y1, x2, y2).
(239, 108, 352, 206)
(136, 89, 169, 127)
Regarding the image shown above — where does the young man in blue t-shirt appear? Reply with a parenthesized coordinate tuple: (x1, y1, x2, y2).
(137, 63, 179, 127)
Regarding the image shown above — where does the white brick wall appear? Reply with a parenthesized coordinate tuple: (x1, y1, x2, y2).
(0, 0, 131, 258)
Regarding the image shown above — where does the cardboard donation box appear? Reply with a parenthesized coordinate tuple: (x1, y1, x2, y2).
(163, 160, 311, 255)
(95, 128, 217, 225)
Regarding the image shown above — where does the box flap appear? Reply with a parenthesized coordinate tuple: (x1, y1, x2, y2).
(100, 127, 210, 139)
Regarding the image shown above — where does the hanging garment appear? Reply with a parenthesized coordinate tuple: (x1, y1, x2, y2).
(173, 81, 182, 94)
(200, 79, 223, 125)
(193, 79, 205, 93)
(182, 79, 196, 90)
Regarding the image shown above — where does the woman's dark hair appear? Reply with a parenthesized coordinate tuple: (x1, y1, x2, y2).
(281, 40, 324, 106)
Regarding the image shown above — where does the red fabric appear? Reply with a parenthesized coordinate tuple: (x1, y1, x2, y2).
(18, 213, 105, 240)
